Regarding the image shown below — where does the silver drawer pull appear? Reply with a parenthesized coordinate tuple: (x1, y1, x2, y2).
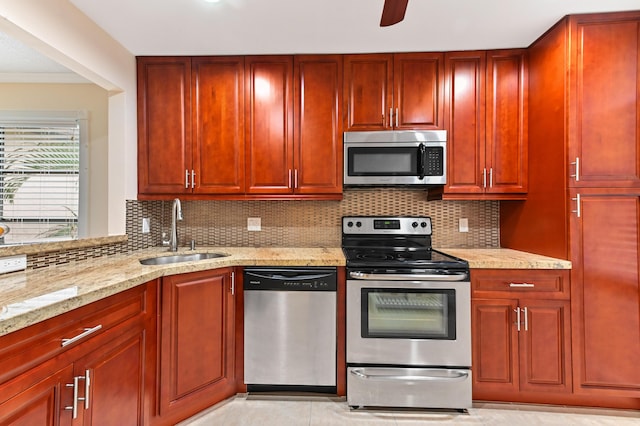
(509, 282, 535, 288)
(350, 368, 469, 382)
(61, 325, 103, 347)
(350, 271, 467, 282)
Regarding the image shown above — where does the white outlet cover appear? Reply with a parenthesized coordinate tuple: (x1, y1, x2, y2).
(142, 218, 150, 233)
(459, 218, 469, 233)
(247, 217, 261, 231)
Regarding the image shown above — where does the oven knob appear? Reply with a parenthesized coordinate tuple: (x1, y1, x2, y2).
(412, 222, 418, 228)
(347, 221, 353, 227)
(421, 222, 428, 228)
(356, 221, 362, 227)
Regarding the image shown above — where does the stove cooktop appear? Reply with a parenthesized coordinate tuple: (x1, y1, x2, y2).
(341, 216, 468, 270)
(342, 247, 468, 269)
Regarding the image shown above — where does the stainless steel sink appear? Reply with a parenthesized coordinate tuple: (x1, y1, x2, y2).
(139, 252, 228, 265)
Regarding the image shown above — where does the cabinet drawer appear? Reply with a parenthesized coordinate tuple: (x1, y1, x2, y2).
(0, 282, 154, 383)
(472, 269, 570, 299)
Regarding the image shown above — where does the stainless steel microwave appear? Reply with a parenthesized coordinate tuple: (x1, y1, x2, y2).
(343, 130, 447, 186)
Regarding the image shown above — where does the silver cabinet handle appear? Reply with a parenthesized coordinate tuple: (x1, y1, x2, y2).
(288, 169, 292, 188)
(83, 370, 90, 409)
(65, 376, 80, 419)
(523, 306, 529, 331)
(572, 193, 581, 217)
(514, 307, 521, 332)
(483, 168, 487, 188)
(350, 368, 469, 382)
(395, 107, 399, 127)
(389, 107, 393, 127)
(294, 169, 298, 189)
(509, 282, 535, 288)
(191, 170, 196, 189)
(185, 169, 189, 189)
(489, 168, 493, 188)
(61, 325, 103, 347)
(570, 157, 580, 182)
(349, 271, 468, 281)
(231, 272, 235, 296)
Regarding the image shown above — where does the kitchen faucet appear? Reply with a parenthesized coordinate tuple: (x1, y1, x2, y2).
(169, 198, 183, 252)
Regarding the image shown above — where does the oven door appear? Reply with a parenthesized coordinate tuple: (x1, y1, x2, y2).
(346, 275, 470, 367)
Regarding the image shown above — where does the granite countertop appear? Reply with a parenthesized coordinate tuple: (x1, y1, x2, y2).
(0, 246, 570, 337)
(0, 247, 345, 337)
(441, 248, 572, 270)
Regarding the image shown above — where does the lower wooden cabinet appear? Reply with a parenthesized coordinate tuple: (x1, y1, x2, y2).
(157, 268, 236, 425)
(0, 361, 74, 425)
(0, 282, 156, 425)
(471, 269, 572, 401)
(472, 298, 572, 395)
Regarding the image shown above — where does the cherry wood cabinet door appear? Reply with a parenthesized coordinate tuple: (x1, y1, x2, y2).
(294, 55, 343, 194)
(443, 51, 487, 195)
(245, 56, 294, 194)
(569, 15, 640, 188)
(344, 54, 393, 131)
(485, 50, 528, 194)
(472, 298, 519, 394)
(518, 299, 572, 393)
(159, 269, 236, 421)
(570, 189, 640, 397)
(137, 57, 192, 195)
(73, 326, 147, 426)
(394, 53, 444, 130)
(192, 57, 245, 194)
(0, 362, 74, 426)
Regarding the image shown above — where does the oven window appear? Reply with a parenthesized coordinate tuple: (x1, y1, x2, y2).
(361, 288, 456, 339)
(348, 147, 418, 176)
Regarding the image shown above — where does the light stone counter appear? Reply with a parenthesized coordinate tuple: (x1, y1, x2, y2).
(0, 247, 345, 337)
(439, 248, 572, 270)
(0, 246, 570, 337)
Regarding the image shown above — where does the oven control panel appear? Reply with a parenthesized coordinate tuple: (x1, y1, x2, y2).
(342, 216, 432, 235)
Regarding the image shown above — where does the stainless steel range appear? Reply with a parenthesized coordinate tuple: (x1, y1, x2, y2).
(342, 216, 472, 410)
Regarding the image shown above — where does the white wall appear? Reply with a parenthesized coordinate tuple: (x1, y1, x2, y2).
(0, 83, 110, 237)
(0, 0, 137, 235)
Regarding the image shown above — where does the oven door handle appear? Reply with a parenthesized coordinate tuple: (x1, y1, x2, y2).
(350, 368, 469, 382)
(349, 271, 468, 281)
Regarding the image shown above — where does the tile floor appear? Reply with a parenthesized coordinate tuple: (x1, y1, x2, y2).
(179, 394, 640, 425)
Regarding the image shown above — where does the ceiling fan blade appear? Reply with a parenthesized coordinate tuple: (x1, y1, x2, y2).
(380, 0, 409, 27)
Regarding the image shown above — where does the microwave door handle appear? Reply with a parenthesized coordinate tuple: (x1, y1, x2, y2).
(418, 143, 426, 179)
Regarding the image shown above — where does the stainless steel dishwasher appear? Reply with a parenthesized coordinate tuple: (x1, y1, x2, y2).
(243, 267, 337, 392)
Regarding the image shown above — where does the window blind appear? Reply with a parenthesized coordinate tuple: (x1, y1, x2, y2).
(0, 121, 80, 244)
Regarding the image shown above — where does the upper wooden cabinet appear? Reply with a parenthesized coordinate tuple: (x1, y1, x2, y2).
(294, 55, 344, 195)
(193, 57, 246, 194)
(137, 57, 192, 195)
(138, 55, 342, 199)
(244, 56, 294, 194)
(344, 53, 444, 131)
(137, 56, 245, 196)
(568, 15, 640, 188)
(245, 55, 343, 196)
(437, 50, 528, 200)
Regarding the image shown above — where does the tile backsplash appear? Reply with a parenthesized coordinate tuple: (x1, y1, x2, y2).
(128, 189, 499, 250)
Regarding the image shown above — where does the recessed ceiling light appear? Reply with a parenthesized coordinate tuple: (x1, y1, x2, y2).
(204, 0, 221, 3)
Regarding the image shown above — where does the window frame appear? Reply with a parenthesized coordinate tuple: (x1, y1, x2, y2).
(0, 110, 88, 244)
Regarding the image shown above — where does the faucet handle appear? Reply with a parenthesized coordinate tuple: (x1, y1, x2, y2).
(190, 240, 196, 250)
(161, 232, 170, 246)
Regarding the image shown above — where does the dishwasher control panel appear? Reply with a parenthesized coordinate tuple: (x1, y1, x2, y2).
(243, 267, 337, 291)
